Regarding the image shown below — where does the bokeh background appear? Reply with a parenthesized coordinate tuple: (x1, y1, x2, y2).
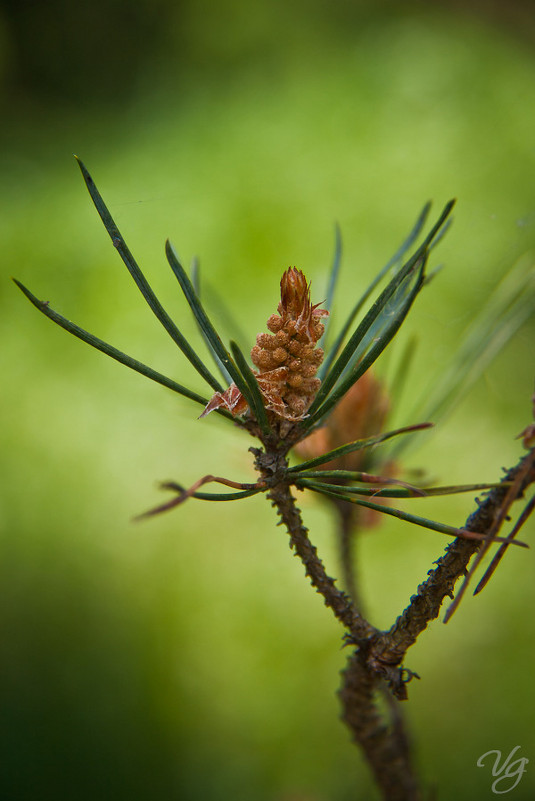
(1, 1, 535, 799)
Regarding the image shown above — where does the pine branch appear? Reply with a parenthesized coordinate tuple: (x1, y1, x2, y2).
(370, 447, 535, 674)
(269, 443, 534, 801)
(253, 446, 375, 643)
(340, 651, 422, 801)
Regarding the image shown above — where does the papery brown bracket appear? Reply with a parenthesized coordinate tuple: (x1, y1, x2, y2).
(200, 383, 249, 418)
(278, 267, 329, 340)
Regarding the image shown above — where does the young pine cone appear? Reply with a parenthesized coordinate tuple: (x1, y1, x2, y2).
(202, 267, 328, 425)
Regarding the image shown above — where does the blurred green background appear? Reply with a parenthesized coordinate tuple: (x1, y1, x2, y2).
(1, 1, 535, 799)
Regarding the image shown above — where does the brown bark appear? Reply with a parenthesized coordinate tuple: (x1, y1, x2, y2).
(259, 444, 534, 801)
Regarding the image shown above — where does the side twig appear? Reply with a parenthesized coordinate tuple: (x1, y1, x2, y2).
(264, 444, 534, 801)
(371, 447, 535, 674)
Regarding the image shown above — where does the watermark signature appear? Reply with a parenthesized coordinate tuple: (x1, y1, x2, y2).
(477, 746, 529, 794)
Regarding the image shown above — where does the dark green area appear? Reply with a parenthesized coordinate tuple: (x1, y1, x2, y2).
(1, 2, 534, 799)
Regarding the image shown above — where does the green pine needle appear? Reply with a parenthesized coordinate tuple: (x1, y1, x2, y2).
(165, 239, 258, 414)
(300, 478, 528, 547)
(230, 340, 272, 437)
(13, 279, 234, 419)
(75, 157, 224, 394)
(288, 423, 433, 472)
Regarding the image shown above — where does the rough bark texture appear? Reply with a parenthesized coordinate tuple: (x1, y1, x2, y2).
(371, 448, 535, 670)
(258, 444, 534, 801)
(259, 457, 375, 643)
(340, 651, 421, 801)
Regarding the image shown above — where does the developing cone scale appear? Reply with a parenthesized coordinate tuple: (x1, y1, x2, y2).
(202, 268, 328, 424)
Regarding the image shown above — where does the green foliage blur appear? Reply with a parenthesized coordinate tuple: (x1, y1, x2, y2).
(1, 2, 534, 799)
